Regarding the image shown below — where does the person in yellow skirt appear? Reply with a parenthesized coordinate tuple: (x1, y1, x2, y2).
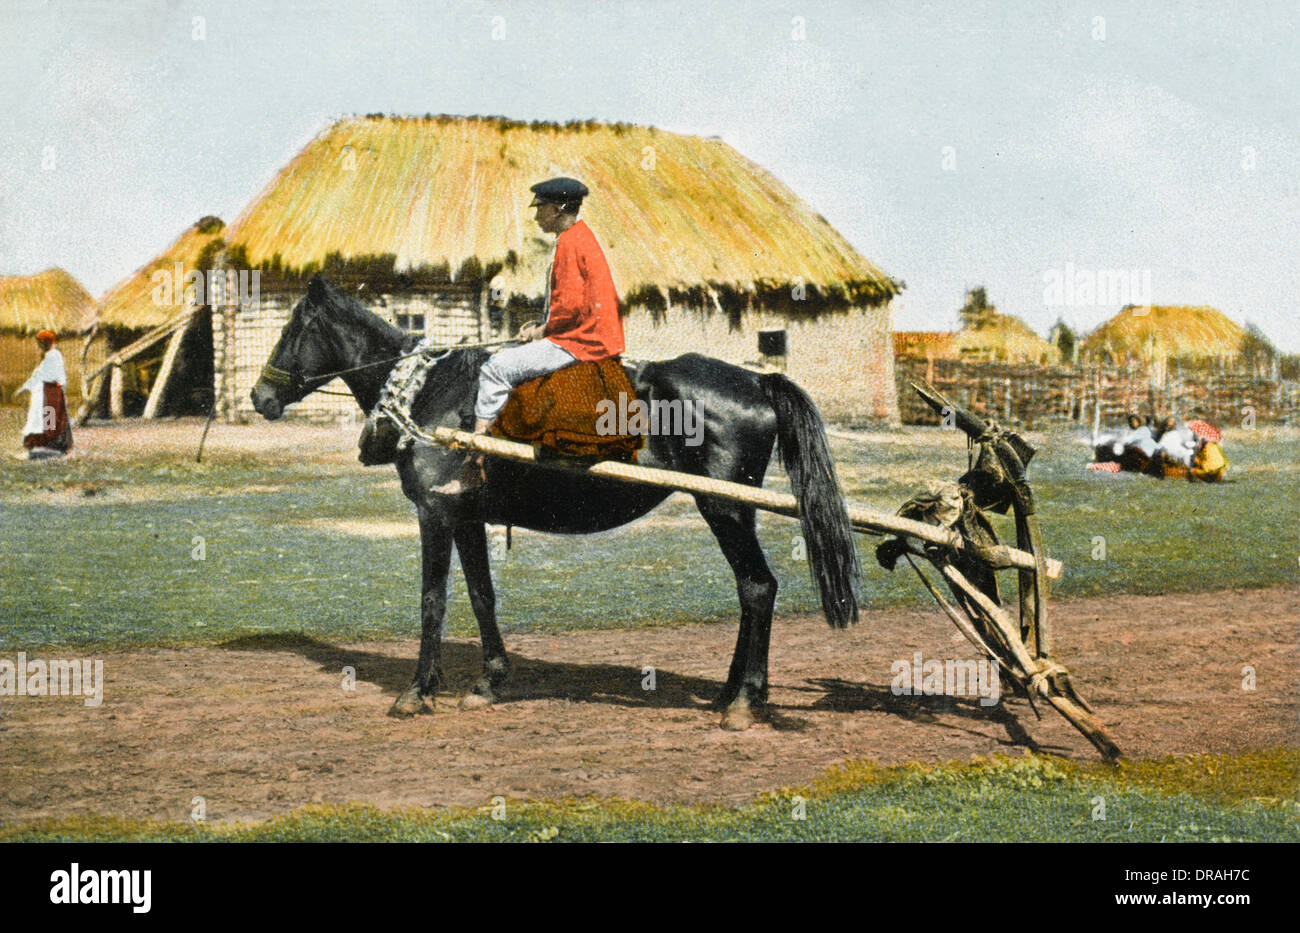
(1189, 436, 1228, 482)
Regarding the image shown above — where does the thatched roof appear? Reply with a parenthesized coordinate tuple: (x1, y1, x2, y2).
(894, 331, 958, 360)
(222, 114, 900, 312)
(954, 313, 1060, 365)
(96, 216, 226, 331)
(1079, 305, 1246, 364)
(0, 267, 96, 335)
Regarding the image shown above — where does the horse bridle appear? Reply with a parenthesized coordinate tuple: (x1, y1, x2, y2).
(259, 306, 337, 399)
(259, 300, 516, 400)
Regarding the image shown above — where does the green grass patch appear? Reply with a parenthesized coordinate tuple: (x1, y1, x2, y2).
(5, 750, 1295, 843)
(2, 421, 1296, 652)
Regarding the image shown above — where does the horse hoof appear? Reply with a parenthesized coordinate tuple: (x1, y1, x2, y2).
(720, 700, 756, 731)
(459, 690, 494, 711)
(389, 688, 435, 718)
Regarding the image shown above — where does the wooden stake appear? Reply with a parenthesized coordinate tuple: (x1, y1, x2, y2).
(143, 325, 187, 419)
(109, 364, 125, 419)
(75, 370, 104, 424)
(476, 285, 491, 342)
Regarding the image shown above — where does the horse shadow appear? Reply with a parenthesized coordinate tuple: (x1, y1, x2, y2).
(215, 635, 1067, 750)
(217, 633, 721, 713)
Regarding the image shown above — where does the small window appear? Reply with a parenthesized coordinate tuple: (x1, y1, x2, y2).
(758, 328, 788, 357)
(396, 314, 426, 334)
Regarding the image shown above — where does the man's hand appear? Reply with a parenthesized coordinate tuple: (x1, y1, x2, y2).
(518, 322, 545, 342)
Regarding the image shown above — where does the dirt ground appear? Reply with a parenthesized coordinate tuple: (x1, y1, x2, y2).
(2, 586, 1296, 825)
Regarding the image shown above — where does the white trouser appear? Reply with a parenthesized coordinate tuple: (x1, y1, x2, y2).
(474, 338, 577, 422)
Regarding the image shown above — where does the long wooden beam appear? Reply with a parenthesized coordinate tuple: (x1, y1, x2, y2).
(399, 420, 1063, 579)
(142, 325, 188, 419)
(83, 309, 200, 384)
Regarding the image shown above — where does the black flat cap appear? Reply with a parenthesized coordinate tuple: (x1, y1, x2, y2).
(529, 176, 589, 206)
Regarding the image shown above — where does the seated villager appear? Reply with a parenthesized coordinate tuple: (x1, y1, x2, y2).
(1094, 413, 1156, 471)
(1152, 416, 1196, 472)
(16, 330, 73, 458)
(1121, 414, 1157, 454)
(1092, 427, 1124, 464)
(1189, 436, 1228, 482)
(435, 176, 625, 494)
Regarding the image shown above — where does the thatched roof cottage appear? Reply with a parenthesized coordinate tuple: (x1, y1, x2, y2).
(953, 312, 1060, 365)
(895, 314, 1059, 366)
(82, 216, 227, 418)
(0, 268, 95, 406)
(894, 331, 958, 362)
(210, 114, 902, 423)
(1079, 305, 1246, 367)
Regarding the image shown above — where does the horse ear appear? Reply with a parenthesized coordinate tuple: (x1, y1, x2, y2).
(308, 274, 328, 303)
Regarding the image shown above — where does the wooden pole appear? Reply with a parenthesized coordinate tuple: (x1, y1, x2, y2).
(476, 285, 491, 343)
(389, 416, 1065, 579)
(221, 297, 236, 422)
(109, 364, 125, 419)
(1091, 374, 1101, 438)
(143, 325, 187, 419)
(76, 370, 105, 424)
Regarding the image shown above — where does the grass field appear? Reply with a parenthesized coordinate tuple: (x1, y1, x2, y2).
(1, 413, 1296, 652)
(1, 412, 1295, 843)
(6, 751, 1296, 842)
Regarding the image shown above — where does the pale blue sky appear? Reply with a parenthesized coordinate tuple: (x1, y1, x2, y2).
(2, 0, 1296, 349)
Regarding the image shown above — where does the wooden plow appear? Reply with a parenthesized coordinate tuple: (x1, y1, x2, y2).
(377, 383, 1121, 761)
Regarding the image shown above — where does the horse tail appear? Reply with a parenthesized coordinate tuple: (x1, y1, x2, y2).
(760, 373, 863, 628)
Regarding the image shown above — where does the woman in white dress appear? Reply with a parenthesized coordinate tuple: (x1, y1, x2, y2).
(17, 329, 73, 456)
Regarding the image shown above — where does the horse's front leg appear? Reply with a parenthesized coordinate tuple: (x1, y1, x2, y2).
(453, 521, 510, 709)
(389, 508, 454, 717)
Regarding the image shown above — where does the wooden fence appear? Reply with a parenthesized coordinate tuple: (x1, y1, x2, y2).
(895, 358, 1300, 428)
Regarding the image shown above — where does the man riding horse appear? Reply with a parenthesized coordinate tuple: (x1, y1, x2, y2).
(437, 176, 623, 493)
(251, 175, 864, 731)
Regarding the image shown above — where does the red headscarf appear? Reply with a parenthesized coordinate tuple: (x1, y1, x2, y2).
(36, 329, 57, 345)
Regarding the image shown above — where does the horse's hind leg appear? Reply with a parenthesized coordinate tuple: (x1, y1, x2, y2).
(695, 497, 777, 730)
(390, 508, 454, 717)
(453, 521, 510, 709)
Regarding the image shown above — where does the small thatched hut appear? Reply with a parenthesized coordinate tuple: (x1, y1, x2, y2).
(894, 331, 958, 362)
(0, 268, 95, 407)
(1079, 305, 1246, 369)
(211, 114, 902, 423)
(83, 216, 226, 418)
(952, 313, 1060, 365)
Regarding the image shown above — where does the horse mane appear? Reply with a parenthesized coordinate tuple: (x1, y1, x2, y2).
(307, 275, 506, 428)
(308, 275, 405, 346)
(411, 345, 495, 430)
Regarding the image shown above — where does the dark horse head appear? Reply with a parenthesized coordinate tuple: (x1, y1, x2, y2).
(251, 275, 405, 420)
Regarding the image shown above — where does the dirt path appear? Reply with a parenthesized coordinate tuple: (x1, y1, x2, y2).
(2, 587, 1296, 825)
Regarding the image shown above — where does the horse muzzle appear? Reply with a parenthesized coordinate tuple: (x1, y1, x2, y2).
(251, 381, 284, 420)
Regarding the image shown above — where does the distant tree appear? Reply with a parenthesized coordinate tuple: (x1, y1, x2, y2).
(959, 287, 996, 330)
(1050, 318, 1077, 365)
(1239, 322, 1277, 373)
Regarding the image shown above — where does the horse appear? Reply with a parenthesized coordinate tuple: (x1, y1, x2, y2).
(251, 274, 864, 730)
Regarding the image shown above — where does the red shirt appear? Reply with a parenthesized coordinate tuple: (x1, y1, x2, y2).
(543, 220, 625, 361)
